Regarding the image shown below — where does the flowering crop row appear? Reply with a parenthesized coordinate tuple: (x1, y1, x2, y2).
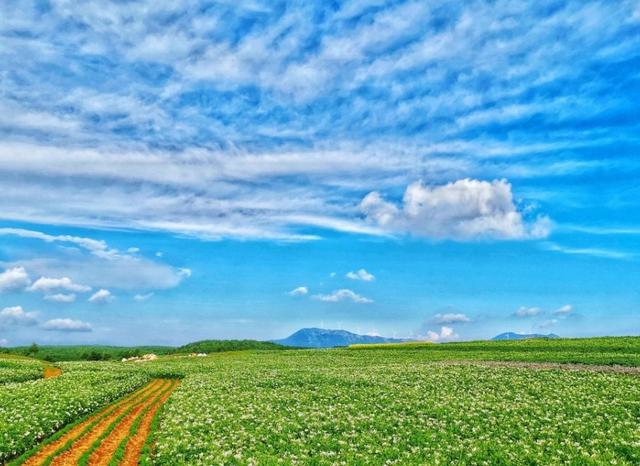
(0, 362, 149, 462)
(0, 357, 43, 384)
(150, 351, 640, 465)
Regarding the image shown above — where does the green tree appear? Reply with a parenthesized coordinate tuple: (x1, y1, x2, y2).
(28, 343, 39, 355)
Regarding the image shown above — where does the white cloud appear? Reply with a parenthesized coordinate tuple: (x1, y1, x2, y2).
(361, 179, 550, 240)
(430, 313, 471, 324)
(89, 289, 114, 304)
(542, 242, 634, 260)
(0, 228, 189, 290)
(345, 268, 375, 281)
(29, 276, 91, 293)
(553, 304, 573, 316)
(423, 326, 459, 342)
(133, 292, 154, 301)
(288, 286, 308, 296)
(0, 227, 120, 260)
(42, 318, 92, 332)
(0, 338, 8, 346)
(513, 306, 542, 318)
(127, 247, 140, 253)
(0, 306, 38, 326)
(44, 293, 77, 303)
(312, 289, 373, 304)
(537, 319, 558, 329)
(0, 267, 31, 292)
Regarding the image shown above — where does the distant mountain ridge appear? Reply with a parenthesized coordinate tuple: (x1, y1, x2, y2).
(493, 332, 560, 341)
(274, 328, 408, 348)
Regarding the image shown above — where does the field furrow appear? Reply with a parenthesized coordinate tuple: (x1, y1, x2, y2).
(86, 380, 176, 466)
(118, 379, 180, 466)
(47, 380, 169, 466)
(19, 379, 164, 466)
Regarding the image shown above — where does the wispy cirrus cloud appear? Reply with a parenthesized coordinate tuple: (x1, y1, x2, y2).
(0, 227, 191, 291)
(1, 1, 638, 242)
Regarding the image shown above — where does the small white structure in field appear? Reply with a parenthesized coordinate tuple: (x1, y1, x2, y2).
(122, 353, 158, 363)
(196, 353, 207, 357)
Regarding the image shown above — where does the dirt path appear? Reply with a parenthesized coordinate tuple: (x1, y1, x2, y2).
(20, 379, 178, 466)
(443, 360, 640, 375)
(119, 380, 179, 466)
(87, 380, 178, 466)
(43, 366, 62, 378)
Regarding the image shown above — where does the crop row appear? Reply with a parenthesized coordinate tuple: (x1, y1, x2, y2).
(0, 357, 43, 384)
(150, 351, 640, 465)
(0, 362, 150, 462)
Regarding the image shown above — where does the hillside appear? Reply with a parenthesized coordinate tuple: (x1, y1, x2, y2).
(2, 345, 176, 362)
(2, 340, 289, 361)
(493, 332, 560, 341)
(177, 339, 288, 353)
(274, 328, 408, 348)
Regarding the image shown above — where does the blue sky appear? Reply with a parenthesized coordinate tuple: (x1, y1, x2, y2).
(1, 0, 639, 345)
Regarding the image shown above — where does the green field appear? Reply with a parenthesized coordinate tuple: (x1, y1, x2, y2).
(1, 337, 639, 465)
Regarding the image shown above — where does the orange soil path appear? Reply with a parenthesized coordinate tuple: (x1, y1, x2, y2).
(49, 380, 169, 466)
(20, 379, 172, 466)
(91, 379, 179, 466)
(43, 367, 62, 378)
(119, 379, 179, 466)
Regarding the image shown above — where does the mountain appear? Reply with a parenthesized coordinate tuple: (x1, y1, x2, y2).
(274, 328, 407, 348)
(492, 332, 560, 341)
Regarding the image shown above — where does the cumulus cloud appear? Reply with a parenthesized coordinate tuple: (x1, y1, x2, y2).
(0, 338, 8, 346)
(513, 306, 542, 318)
(133, 292, 154, 301)
(178, 268, 192, 278)
(29, 276, 91, 293)
(89, 289, 114, 304)
(288, 286, 308, 296)
(345, 269, 375, 281)
(0, 306, 38, 326)
(361, 179, 551, 240)
(0, 267, 31, 292)
(553, 304, 573, 316)
(429, 313, 471, 325)
(44, 293, 77, 303)
(422, 326, 459, 342)
(42, 318, 92, 332)
(312, 289, 373, 304)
